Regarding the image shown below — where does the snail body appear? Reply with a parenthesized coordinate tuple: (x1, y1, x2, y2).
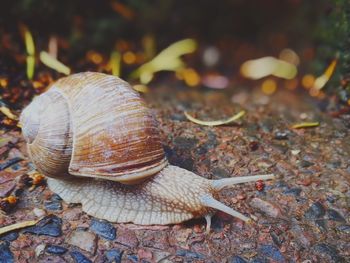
(20, 72, 274, 229)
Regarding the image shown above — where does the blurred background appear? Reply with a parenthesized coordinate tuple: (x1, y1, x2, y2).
(0, 0, 349, 111)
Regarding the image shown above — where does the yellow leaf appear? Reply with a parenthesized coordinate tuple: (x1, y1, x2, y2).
(314, 59, 337, 90)
(292, 122, 319, 129)
(26, 56, 35, 80)
(24, 27, 35, 55)
(40, 51, 71, 75)
(184, 110, 245, 126)
(0, 219, 39, 236)
(110, 51, 121, 76)
(0, 106, 18, 120)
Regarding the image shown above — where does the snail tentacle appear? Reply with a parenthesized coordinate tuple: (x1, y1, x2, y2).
(200, 195, 251, 223)
(211, 173, 275, 191)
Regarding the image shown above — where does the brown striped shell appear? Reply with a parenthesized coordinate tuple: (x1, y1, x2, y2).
(20, 72, 167, 184)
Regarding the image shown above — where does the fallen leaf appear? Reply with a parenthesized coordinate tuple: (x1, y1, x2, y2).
(184, 110, 245, 126)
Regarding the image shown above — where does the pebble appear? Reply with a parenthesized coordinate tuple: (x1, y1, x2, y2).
(33, 207, 46, 218)
(45, 194, 63, 211)
(283, 187, 302, 197)
(326, 209, 346, 222)
(304, 202, 325, 219)
(0, 232, 19, 242)
(249, 141, 259, 151)
(115, 227, 139, 248)
(44, 201, 62, 211)
(0, 180, 16, 198)
(290, 222, 314, 248)
(104, 249, 123, 263)
(153, 251, 171, 262)
(313, 243, 344, 262)
(67, 230, 97, 254)
(137, 248, 153, 261)
(259, 244, 285, 262)
(24, 215, 62, 237)
(90, 218, 116, 240)
(250, 198, 281, 218)
(70, 250, 92, 263)
(274, 131, 289, 140)
(0, 241, 14, 263)
(46, 245, 68, 255)
(336, 225, 350, 234)
(175, 249, 205, 259)
(315, 219, 327, 231)
(62, 207, 82, 221)
(231, 255, 248, 263)
(35, 244, 46, 257)
(127, 254, 138, 262)
(299, 160, 314, 168)
(0, 157, 22, 171)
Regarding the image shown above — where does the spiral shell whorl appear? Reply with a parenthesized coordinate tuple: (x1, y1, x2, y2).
(20, 96, 41, 144)
(21, 89, 73, 179)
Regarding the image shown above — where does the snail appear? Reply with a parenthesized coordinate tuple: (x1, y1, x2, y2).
(20, 72, 274, 230)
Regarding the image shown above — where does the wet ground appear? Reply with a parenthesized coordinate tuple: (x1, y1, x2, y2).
(0, 83, 349, 262)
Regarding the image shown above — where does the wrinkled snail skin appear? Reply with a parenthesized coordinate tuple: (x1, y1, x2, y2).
(20, 72, 275, 229)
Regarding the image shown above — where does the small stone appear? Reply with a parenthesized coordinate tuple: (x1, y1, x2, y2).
(0, 241, 14, 262)
(290, 222, 315, 248)
(153, 251, 171, 262)
(304, 202, 325, 219)
(90, 218, 116, 240)
(104, 249, 123, 263)
(326, 209, 346, 222)
(46, 245, 68, 255)
(35, 244, 46, 257)
(274, 131, 288, 140)
(67, 230, 97, 254)
(313, 243, 344, 262)
(249, 141, 259, 151)
(0, 180, 16, 198)
(175, 249, 205, 259)
(336, 225, 350, 234)
(62, 207, 82, 221)
(250, 198, 281, 218)
(299, 160, 314, 168)
(0, 157, 22, 171)
(24, 215, 62, 237)
(33, 207, 46, 218)
(45, 194, 62, 211)
(283, 187, 302, 196)
(231, 255, 248, 263)
(127, 254, 138, 262)
(291, 149, 300, 155)
(44, 201, 62, 211)
(0, 232, 18, 242)
(137, 248, 153, 260)
(70, 250, 92, 263)
(259, 245, 285, 262)
(315, 219, 327, 232)
(115, 227, 139, 248)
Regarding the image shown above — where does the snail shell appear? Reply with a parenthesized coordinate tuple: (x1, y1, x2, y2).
(21, 72, 274, 228)
(21, 72, 167, 184)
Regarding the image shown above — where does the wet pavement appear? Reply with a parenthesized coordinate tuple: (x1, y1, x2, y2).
(0, 84, 349, 262)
